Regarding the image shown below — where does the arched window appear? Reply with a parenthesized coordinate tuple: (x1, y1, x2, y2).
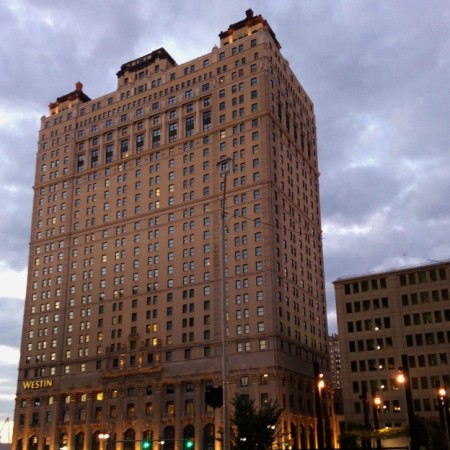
(123, 428, 136, 450)
(203, 424, 214, 450)
(163, 426, 175, 450)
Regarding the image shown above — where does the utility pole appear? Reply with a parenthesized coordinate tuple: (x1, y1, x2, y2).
(218, 157, 232, 450)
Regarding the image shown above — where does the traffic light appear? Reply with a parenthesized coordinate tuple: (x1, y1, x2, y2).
(142, 440, 153, 450)
(183, 439, 194, 450)
(205, 386, 223, 409)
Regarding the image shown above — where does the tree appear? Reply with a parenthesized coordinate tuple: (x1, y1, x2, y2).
(338, 422, 369, 449)
(427, 421, 448, 450)
(409, 416, 428, 450)
(339, 417, 449, 450)
(230, 395, 283, 450)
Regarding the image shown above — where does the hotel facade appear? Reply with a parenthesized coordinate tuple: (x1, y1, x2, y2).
(334, 260, 450, 430)
(12, 10, 332, 450)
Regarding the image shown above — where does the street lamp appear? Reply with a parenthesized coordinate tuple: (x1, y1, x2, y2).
(359, 385, 371, 450)
(372, 394, 381, 450)
(437, 388, 450, 438)
(318, 377, 325, 391)
(99, 433, 110, 450)
(218, 156, 233, 450)
(397, 355, 417, 450)
(314, 362, 325, 450)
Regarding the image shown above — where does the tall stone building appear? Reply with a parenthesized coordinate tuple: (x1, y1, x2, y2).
(13, 10, 331, 450)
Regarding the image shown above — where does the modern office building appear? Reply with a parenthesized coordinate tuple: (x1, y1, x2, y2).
(12, 10, 332, 450)
(327, 334, 344, 430)
(334, 260, 450, 430)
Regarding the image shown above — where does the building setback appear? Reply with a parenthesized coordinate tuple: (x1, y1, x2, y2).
(334, 260, 450, 430)
(12, 10, 331, 450)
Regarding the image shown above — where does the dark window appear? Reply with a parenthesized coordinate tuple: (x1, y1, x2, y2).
(106, 145, 113, 163)
(185, 117, 194, 137)
(120, 140, 129, 158)
(203, 111, 211, 131)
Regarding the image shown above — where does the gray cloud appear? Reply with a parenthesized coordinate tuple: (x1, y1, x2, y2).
(0, 298, 24, 347)
(0, 298, 23, 419)
(1, 0, 450, 424)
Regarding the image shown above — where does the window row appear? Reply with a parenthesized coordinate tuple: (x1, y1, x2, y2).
(399, 267, 447, 286)
(348, 337, 393, 352)
(405, 330, 450, 347)
(403, 309, 450, 326)
(401, 289, 449, 305)
(343, 277, 387, 295)
(346, 317, 391, 333)
(345, 297, 389, 314)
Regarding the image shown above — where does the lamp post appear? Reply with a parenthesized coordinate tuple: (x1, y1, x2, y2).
(218, 156, 232, 450)
(438, 388, 450, 439)
(372, 394, 381, 450)
(99, 433, 110, 450)
(314, 362, 325, 450)
(397, 354, 418, 450)
(359, 385, 371, 450)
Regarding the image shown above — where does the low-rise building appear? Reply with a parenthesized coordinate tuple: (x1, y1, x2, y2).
(335, 260, 450, 429)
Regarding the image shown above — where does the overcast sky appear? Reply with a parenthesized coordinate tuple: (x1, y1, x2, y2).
(1, 0, 449, 435)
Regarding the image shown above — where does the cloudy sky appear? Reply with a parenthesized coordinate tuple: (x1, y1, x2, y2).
(1, 0, 449, 435)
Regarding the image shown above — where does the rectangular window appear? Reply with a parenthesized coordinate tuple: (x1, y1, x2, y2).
(152, 129, 161, 148)
(120, 140, 129, 158)
(185, 117, 194, 137)
(203, 111, 211, 131)
(77, 154, 85, 172)
(136, 134, 144, 152)
(91, 150, 98, 168)
(169, 123, 177, 142)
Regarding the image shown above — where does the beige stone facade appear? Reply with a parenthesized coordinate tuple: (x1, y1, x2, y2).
(334, 261, 450, 429)
(12, 10, 331, 450)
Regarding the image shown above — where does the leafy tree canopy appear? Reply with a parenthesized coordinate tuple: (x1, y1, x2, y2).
(230, 395, 283, 450)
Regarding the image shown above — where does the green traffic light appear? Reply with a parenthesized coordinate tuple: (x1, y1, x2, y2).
(142, 441, 152, 450)
(184, 439, 194, 449)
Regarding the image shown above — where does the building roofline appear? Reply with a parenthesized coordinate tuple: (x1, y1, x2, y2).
(219, 9, 281, 49)
(116, 47, 177, 77)
(333, 258, 450, 283)
(49, 81, 91, 109)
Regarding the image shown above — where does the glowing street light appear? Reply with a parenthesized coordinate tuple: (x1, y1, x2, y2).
(437, 387, 450, 438)
(396, 373, 405, 384)
(99, 433, 110, 450)
(372, 394, 382, 450)
(397, 355, 418, 450)
(318, 375, 325, 391)
(314, 362, 325, 450)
